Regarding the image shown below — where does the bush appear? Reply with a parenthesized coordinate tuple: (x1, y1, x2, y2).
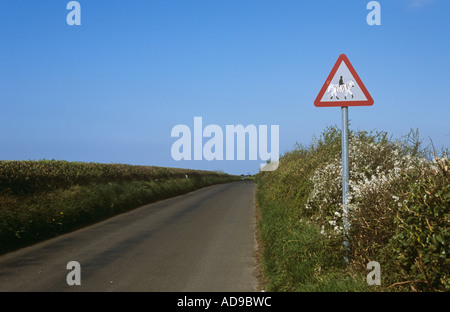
(257, 126, 366, 291)
(256, 126, 449, 291)
(389, 158, 449, 291)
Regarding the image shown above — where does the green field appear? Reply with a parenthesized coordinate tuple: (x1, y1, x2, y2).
(0, 160, 239, 255)
(256, 127, 449, 292)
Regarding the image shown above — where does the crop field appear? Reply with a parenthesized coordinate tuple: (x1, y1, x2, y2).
(0, 160, 238, 254)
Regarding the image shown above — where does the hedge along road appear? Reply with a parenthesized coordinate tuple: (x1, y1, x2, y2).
(0, 181, 257, 291)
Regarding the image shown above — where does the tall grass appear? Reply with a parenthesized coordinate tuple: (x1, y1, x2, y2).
(256, 126, 448, 292)
(0, 160, 238, 255)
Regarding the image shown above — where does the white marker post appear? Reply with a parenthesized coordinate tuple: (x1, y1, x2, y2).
(314, 54, 374, 263)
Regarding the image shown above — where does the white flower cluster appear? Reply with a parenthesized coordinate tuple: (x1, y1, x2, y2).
(305, 135, 443, 235)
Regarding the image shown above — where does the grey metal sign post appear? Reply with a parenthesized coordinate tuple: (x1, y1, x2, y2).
(314, 54, 374, 264)
(341, 106, 350, 263)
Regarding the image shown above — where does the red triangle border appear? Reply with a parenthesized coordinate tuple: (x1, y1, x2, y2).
(314, 54, 374, 107)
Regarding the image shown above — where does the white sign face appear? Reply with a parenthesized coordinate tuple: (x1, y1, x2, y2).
(319, 61, 368, 103)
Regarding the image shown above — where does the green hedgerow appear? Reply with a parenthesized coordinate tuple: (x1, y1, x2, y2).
(257, 126, 449, 292)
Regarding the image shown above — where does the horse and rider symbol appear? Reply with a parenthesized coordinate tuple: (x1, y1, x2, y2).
(327, 76, 355, 100)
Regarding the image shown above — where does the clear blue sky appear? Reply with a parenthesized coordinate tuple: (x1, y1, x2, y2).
(1, 0, 449, 175)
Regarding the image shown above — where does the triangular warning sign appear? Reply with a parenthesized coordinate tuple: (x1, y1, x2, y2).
(314, 54, 374, 107)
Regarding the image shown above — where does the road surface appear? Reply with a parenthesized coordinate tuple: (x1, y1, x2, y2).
(0, 181, 257, 291)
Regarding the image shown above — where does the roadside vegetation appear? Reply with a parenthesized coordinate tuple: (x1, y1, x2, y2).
(256, 126, 448, 292)
(0, 160, 238, 255)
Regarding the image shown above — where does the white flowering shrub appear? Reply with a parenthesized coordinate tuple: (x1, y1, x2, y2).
(303, 129, 449, 290)
(258, 126, 449, 291)
(305, 131, 412, 233)
(305, 129, 444, 237)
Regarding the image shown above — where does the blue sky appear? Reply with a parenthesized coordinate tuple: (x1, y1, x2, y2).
(0, 0, 449, 175)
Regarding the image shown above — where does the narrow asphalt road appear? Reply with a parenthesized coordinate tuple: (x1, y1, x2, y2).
(0, 181, 257, 292)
